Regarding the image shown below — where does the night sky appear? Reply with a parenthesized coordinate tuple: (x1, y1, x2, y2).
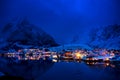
(0, 0, 120, 44)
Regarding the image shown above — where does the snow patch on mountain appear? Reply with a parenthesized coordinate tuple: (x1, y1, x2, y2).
(88, 24, 120, 49)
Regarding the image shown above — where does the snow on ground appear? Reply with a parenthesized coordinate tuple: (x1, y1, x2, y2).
(49, 44, 92, 51)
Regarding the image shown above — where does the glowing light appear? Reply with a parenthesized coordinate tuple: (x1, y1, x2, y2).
(52, 55, 58, 58)
(106, 63, 109, 66)
(75, 52, 82, 59)
(52, 59, 57, 62)
(76, 54, 81, 57)
(25, 58, 28, 60)
(105, 58, 109, 61)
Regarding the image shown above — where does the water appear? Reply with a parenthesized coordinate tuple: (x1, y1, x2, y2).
(38, 62, 120, 80)
(0, 58, 120, 80)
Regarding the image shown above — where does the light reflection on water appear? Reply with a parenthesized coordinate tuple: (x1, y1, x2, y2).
(0, 57, 120, 80)
(38, 62, 120, 80)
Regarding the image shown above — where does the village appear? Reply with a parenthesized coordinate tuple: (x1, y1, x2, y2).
(1, 47, 120, 63)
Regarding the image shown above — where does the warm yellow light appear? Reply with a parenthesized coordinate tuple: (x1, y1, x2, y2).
(105, 58, 109, 61)
(106, 63, 109, 66)
(76, 53, 81, 57)
(52, 55, 58, 58)
(30, 57, 35, 60)
(52, 59, 57, 62)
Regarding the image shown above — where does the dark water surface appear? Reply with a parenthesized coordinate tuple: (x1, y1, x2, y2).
(0, 59, 120, 80)
(38, 62, 120, 80)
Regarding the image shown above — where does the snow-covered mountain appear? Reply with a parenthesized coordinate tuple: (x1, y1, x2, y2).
(88, 24, 120, 49)
(0, 19, 58, 51)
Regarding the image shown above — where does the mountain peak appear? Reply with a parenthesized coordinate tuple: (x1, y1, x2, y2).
(0, 19, 58, 51)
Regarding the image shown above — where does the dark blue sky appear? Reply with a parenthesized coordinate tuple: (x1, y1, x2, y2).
(0, 0, 120, 44)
